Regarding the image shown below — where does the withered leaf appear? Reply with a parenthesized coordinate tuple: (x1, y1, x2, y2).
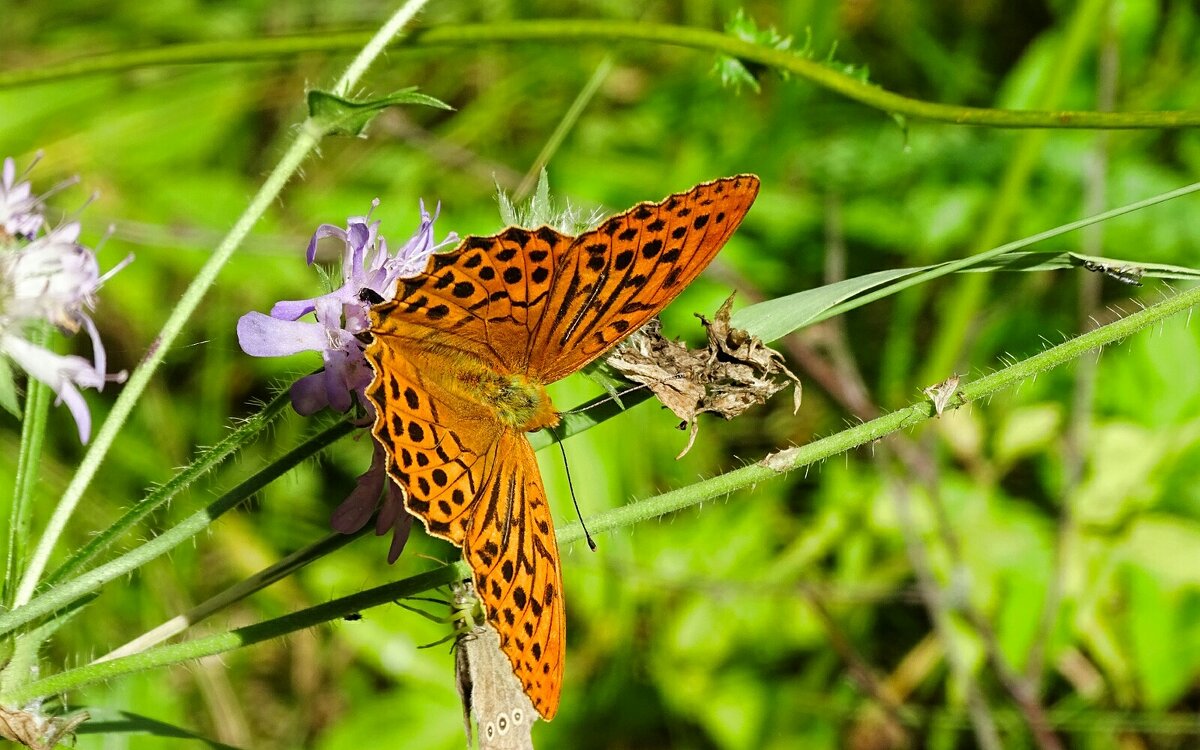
(605, 294, 801, 457)
(0, 706, 88, 750)
(922, 374, 961, 417)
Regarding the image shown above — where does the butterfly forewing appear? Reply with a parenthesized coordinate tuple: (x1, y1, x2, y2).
(529, 174, 760, 382)
(387, 226, 573, 374)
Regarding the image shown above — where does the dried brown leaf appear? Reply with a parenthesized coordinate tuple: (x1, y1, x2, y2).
(0, 706, 87, 750)
(606, 294, 801, 457)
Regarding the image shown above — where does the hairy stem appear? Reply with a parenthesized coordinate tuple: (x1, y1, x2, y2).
(42, 390, 292, 588)
(0, 422, 354, 639)
(4, 21, 1200, 130)
(556, 284, 1200, 546)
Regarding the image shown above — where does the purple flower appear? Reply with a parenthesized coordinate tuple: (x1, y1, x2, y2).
(237, 199, 454, 415)
(0, 156, 129, 443)
(237, 199, 455, 560)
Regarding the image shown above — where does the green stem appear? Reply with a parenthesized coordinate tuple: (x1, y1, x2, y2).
(5, 324, 53, 607)
(9, 0, 431, 608)
(555, 283, 1200, 546)
(5, 563, 468, 703)
(94, 529, 363, 662)
(41, 390, 292, 588)
(4, 21, 1200, 129)
(330, 0, 429, 96)
(0, 421, 354, 639)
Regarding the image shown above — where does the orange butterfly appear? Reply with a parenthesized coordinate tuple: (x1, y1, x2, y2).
(363, 175, 760, 719)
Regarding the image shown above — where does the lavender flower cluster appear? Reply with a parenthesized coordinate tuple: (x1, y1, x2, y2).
(237, 199, 456, 561)
(0, 155, 129, 443)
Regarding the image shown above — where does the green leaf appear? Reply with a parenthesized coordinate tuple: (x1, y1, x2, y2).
(0, 354, 20, 419)
(494, 169, 572, 230)
(729, 249, 1200, 344)
(496, 178, 518, 226)
(712, 9, 794, 93)
(530, 168, 552, 225)
(731, 267, 926, 343)
(306, 87, 452, 137)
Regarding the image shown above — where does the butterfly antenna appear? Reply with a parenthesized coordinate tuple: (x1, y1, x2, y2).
(551, 426, 597, 551)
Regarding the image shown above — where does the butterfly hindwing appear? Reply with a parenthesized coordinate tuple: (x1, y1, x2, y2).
(528, 174, 760, 381)
(365, 315, 566, 719)
(455, 599, 539, 750)
(464, 429, 565, 721)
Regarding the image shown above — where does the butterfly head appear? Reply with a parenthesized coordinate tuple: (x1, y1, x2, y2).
(357, 287, 386, 305)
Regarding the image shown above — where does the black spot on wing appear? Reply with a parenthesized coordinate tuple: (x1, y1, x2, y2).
(504, 227, 531, 248)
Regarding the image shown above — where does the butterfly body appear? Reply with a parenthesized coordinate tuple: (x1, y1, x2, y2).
(365, 175, 760, 720)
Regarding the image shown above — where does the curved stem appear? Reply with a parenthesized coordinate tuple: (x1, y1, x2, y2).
(4, 21, 1200, 130)
(10, 131, 318, 608)
(10, 0, 431, 608)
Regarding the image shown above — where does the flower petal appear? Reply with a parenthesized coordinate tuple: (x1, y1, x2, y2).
(321, 348, 354, 413)
(383, 482, 414, 564)
(289, 371, 330, 416)
(1, 333, 102, 443)
(331, 446, 387, 533)
(55, 378, 92, 444)
(306, 223, 347, 264)
(236, 312, 328, 357)
(269, 298, 317, 321)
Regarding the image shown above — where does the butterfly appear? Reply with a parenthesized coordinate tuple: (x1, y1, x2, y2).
(453, 582, 538, 750)
(363, 175, 760, 719)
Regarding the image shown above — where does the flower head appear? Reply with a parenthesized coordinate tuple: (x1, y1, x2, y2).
(237, 199, 456, 560)
(0, 155, 129, 443)
(237, 199, 454, 415)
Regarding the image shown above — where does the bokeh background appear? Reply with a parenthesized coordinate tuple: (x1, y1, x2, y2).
(2, 1, 1200, 748)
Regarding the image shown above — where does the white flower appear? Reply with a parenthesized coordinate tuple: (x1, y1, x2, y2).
(0, 155, 129, 443)
(0, 156, 45, 240)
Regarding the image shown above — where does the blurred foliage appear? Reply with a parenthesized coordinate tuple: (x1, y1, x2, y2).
(2, 1, 1200, 748)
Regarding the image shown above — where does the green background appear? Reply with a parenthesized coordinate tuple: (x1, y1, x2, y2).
(2, 1, 1200, 748)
